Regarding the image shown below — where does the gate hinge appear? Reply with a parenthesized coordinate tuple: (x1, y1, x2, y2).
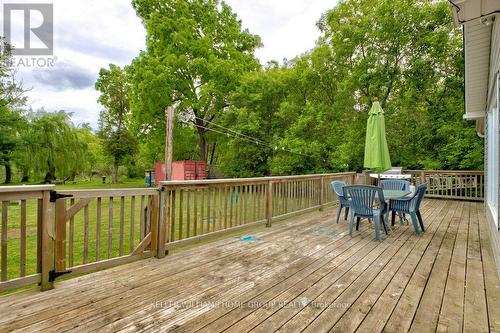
(50, 191, 73, 202)
(48, 269, 72, 282)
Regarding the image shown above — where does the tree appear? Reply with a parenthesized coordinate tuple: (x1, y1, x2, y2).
(219, 0, 482, 175)
(18, 110, 88, 183)
(129, 0, 261, 172)
(0, 38, 26, 183)
(96, 64, 138, 183)
(218, 64, 291, 177)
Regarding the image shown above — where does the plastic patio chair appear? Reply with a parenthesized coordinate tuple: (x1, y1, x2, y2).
(380, 179, 410, 191)
(381, 179, 410, 221)
(389, 184, 427, 235)
(331, 180, 350, 223)
(343, 185, 389, 240)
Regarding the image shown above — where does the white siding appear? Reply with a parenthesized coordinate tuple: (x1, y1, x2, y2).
(488, 15, 500, 111)
(465, 18, 492, 118)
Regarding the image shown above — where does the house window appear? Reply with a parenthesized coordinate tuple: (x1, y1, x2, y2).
(487, 74, 500, 228)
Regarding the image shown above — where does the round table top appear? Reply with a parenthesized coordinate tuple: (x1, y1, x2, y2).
(383, 189, 411, 200)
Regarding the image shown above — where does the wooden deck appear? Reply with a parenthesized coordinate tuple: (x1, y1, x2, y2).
(0, 199, 499, 332)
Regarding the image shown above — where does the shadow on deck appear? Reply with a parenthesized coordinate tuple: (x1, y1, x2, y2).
(0, 199, 499, 332)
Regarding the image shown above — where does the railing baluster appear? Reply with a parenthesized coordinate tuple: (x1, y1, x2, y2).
(266, 181, 273, 227)
(69, 198, 74, 268)
(96, 197, 101, 261)
(170, 190, 176, 241)
(218, 187, 222, 230)
(200, 188, 205, 234)
(229, 186, 234, 228)
(119, 196, 125, 256)
(108, 197, 113, 259)
(194, 189, 198, 236)
(129, 196, 135, 254)
(83, 203, 89, 264)
(179, 189, 184, 240)
(139, 195, 145, 240)
(2, 201, 8, 281)
(186, 190, 191, 238)
(20, 200, 26, 277)
(224, 186, 228, 228)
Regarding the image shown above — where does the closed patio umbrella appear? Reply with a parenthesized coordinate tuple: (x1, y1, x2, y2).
(363, 101, 391, 172)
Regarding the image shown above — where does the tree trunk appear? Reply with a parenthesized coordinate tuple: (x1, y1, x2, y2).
(195, 118, 207, 162)
(112, 162, 119, 184)
(4, 161, 12, 184)
(21, 172, 29, 182)
(44, 160, 56, 184)
(197, 131, 207, 162)
(208, 143, 217, 178)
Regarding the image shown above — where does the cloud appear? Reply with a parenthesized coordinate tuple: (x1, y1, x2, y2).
(225, 0, 337, 64)
(5, 0, 338, 128)
(31, 61, 96, 91)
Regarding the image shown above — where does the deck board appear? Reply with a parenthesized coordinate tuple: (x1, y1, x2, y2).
(0, 199, 499, 333)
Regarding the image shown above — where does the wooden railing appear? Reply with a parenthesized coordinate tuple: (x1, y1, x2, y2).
(403, 170, 485, 201)
(156, 173, 356, 256)
(0, 170, 484, 292)
(54, 189, 159, 278)
(0, 185, 54, 292)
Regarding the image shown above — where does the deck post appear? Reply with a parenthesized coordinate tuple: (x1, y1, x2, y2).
(363, 170, 370, 185)
(40, 190, 54, 291)
(420, 170, 425, 185)
(266, 181, 273, 227)
(150, 193, 160, 257)
(156, 185, 170, 258)
(54, 198, 67, 273)
(157, 187, 167, 259)
(319, 177, 324, 211)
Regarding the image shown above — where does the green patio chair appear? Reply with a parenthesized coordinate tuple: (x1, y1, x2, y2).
(389, 184, 427, 235)
(343, 185, 389, 240)
(380, 179, 410, 191)
(381, 179, 410, 222)
(331, 180, 350, 223)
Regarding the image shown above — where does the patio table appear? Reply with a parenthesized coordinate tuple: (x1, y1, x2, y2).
(383, 189, 411, 200)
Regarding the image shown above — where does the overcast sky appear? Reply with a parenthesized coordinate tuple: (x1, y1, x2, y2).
(1, 0, 337, 128)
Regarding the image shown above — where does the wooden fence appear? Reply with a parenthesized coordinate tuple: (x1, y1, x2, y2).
(403, 170, 484, 201)
(0, 170, 483, 292)
(0, 185, 54, 292)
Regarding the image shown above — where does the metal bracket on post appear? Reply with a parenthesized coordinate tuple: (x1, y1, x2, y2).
(50, 191, 73, 202)
(48, 269, 72, 282)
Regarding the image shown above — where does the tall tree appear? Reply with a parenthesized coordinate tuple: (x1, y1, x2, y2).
(129, 0, 261, 170)
(0, 38, 26, 183)
(19, 110, 87, 183)
(96, 64, 138, 183)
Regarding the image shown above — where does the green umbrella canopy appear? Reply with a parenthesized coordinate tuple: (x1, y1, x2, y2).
(363, 101, 391, 172)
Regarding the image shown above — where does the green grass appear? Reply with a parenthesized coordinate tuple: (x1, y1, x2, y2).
(0, 178, 146, 189)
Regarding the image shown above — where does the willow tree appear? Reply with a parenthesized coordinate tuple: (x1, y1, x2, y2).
(129, 0, 261, 167)
(19, 110, 88, 183)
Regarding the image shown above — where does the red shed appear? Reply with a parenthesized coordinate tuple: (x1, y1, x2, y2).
(154, 160, 207, 183)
